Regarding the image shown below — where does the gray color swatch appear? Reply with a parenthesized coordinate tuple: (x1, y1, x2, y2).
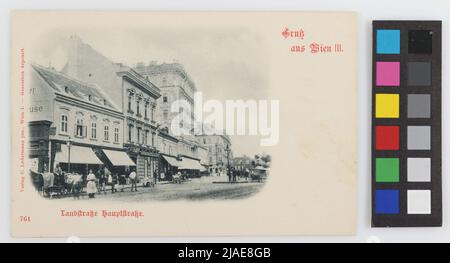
(408, 126, 431, 150)
(408, 62, 431, 86)
(408, 94, 431, 118)
(407, 158, 431, 182)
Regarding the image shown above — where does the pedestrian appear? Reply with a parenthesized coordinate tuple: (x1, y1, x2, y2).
(129, 168, 138, 192)
(232, 168, 237, 182)
(101, 166, 110, 194)
(96, 167, 104, 194)
(118, 173, 127, 192)
(111, 173, 118, 194)
(54, 163, 64, 189)
(86, 169, 97, 199)
(174, 171, 182, 184)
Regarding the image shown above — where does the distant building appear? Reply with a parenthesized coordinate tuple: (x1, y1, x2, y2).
(135, 61, 212, 176)
(157, 128, 179, 180)
(197, 134, 232, 175)
(134, 61, 196, 134)
(233, 156, 254, 172)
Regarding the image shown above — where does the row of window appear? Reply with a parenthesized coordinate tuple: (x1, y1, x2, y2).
(127, 124, 155, 147)
(60, 115, 120, 143)
(127, 96, 155, 121)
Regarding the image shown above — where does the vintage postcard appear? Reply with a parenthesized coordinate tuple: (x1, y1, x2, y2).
(10, 11, 358, 237)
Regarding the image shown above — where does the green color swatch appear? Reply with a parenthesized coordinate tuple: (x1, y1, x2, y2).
(376, 158, 399, 183)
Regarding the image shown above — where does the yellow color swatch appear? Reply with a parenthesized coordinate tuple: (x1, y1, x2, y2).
(376, 94, 399, 118)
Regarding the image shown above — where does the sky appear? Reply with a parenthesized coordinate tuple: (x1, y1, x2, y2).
(32, 26, 271, 157)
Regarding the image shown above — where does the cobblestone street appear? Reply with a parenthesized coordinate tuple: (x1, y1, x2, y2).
(59, 175, 265, 201)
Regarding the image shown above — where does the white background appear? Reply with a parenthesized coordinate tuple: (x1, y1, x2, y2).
(1, 0, 449, 243)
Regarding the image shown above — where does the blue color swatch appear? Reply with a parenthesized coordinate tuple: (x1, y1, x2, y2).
(377, 30, 401, 54)
(376, 190, 399, 214)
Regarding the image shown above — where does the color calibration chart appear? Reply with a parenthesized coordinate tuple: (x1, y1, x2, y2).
(372, 21, 442, 227)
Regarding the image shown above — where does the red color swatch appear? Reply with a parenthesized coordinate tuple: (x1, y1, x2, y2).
(376, 126, 400, 150)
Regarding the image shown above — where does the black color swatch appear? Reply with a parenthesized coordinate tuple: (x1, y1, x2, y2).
(409, 30, 433, 54)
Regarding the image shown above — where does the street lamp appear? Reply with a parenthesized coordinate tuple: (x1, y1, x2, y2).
(225, 144, 231, 182)
(66, 136, 72, 173)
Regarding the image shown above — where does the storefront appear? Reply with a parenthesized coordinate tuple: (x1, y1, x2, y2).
(28, 120, 52, 173)
(52, 141, 103, 176)
(178, 157, 205, 178)
(101, 149, 136, 175)
(159, 154, 180, 181)
(124, 144, 159, 181)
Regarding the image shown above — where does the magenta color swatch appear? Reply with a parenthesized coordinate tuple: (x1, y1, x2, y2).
(376, 62, 400, 86)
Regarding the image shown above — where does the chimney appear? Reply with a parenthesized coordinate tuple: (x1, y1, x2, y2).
(65, 35, 83, 77)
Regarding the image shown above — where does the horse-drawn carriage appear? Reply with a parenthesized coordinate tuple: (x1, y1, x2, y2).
(30, 170, 84, 199)
(250, 167, 268, 183)
(172, 173, 184, 184)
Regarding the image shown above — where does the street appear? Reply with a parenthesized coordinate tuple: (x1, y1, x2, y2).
(60, 175, 265, 201)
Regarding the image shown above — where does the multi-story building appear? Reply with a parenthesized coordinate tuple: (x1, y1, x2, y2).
(29, 64, 132, 175)
(134, 61, 196, 134)
(197, 134, 232, 175)
(197, 145, 210, 171)
(135, 61, 208, 176)
(63, 36, 161, 179)
(157, 127, 179, 180)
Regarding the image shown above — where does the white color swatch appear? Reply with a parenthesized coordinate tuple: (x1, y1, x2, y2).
(408, 190, 432, 214)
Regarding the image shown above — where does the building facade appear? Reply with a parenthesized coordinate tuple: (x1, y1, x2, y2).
(197, 134, 232, 175)
(157, 128, 179, 180)
(62, 36, 161, 180)
(135, 61, 210, 176)
(29, 64, 128, 175)
(134, 61, 196, 134)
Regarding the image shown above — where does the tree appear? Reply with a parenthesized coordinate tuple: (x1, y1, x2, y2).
(261, 154, 271, 164)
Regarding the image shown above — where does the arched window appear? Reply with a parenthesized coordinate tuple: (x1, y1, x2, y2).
(144, 103, 148, 119)
(91, 121, 97, 139)
(76, 118, 84, 137)
(60, 114, 68, 134)
(151, 105, 155, 122)
(128, 95, 133, 113)
(128, 124, 133, 142)
(114, 127, 119, 143)
(104, 125, 109, 141)
(136, 100, 140, 116)
(137, 127, 142, 144)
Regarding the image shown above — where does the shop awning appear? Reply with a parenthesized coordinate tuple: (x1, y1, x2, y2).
(162, 155, 181, 167)
(179, 158, 205, 171)
(103, 149, 135, 166)
(55, 145, 103, 165)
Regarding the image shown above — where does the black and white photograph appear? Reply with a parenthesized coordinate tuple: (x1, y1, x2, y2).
(28, 29, 272, 201)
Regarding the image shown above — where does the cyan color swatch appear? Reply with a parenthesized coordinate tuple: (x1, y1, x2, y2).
(376, 190, 400, 214)
(377, 30, 401, 54)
